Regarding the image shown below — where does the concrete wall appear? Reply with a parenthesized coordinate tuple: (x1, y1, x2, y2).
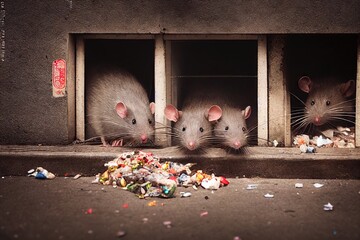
(0, 0, 359, 145)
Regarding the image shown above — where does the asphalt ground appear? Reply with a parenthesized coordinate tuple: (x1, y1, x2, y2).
(0, 176, 359, 240)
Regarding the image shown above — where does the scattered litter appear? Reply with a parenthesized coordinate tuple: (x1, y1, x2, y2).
(92, 175, 100, 184)
(293, 126, 355, 150)
(93, 150, 229, 199)
(264, 193, 274, 198)
(220, 176, 230, 185)
(28, 167, 55, 180)
(148, 200, 157, 207)
(323, 202, 334, 211)
(246, 184, 258, 190)
(192, 185, 198, 190)
(293, 134, 310, 146)
(316, 135, 333, 147)
(272, 140, 279, 147)
(85, 208, 93, 214)
(88, 230, 93, 234)
(200, 211, 208, 217)
(122, 203, 129, 209)
(116, 230, 126, 238)
(180, 192, 192, 198)
(73, 174, 82, 180)
(313, 183, 324, 188)
(234, 237, 242, 240)
(163, 221, 172, 228)
(295, 183, 303, 188)
(201, 174, 221, 190)
(299, 144, 316, 153)
(142, 218, 148, 223)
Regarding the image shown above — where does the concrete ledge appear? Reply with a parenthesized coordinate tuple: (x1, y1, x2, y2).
(0, 145, 359, 179)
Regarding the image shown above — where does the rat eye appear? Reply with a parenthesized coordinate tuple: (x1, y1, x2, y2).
(199, 127, 204, 132)
(242, 127, 246, 132)
(326, 100, 331, 106)
(148, 119, 152, 124)
(132, 119, 136, 124)
(311, 100, 315, 106)
(182, 127, 186, 131)
(225, 126, 229, 131)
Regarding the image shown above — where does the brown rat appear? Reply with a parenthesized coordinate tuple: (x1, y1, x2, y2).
(294, 76, 355, 134)
(86, 68, 155, 146)
(164, 102, 222, 152)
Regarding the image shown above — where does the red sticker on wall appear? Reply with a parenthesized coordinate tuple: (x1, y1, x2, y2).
(52, 59, 66, 97)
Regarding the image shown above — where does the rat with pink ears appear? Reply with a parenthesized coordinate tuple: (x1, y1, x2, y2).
(213, 105, 252, 151)
(86, 68, 155, 146)
(293, 76, 355, 134)
(164, 102, 222, 152)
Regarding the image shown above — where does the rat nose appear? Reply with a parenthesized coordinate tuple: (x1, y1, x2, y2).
(141, 134, 148, 143)
(188, 141, 196, 150)
(233, 141, 241, 149)
(314, 116, 322, 126)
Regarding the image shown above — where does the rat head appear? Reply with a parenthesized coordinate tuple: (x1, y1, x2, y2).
(213, 106, 251, 150)
(298, 76, 355, 127)
(115, 101, 155, 144)
(164, 104, 222, 151)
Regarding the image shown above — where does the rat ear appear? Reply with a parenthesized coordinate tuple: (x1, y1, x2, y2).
(164, 104, 180, 122)
(298, 76, 312, 93)
(340, 80, 356, 97)
(242, 106, 251, 120)
(149, 102, 155, 115)
(206, 105, 222, 122)
(116, 102, 128, 119)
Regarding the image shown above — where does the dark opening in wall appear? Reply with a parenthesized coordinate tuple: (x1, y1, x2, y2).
(85, 39, 155, 99)
(286, 34, 357, 135)
(170, 40, 258, 144)
(84, 39, 155, 139)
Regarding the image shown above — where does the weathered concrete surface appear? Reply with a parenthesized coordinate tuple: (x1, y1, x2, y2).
(1, 146, 360, 179)
(0, 177, 359, 240)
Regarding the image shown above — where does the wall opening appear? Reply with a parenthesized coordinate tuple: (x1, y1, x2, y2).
(285, 34, 357, 143)
(83, 39, 155, 141)
(169, 39, 259, 145)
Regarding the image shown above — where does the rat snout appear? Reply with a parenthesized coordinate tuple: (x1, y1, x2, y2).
(140, 134, 148, 143)
(233, 141, 241, 150)
(187, 141, 196, 151)
(313, 116, 323, 126)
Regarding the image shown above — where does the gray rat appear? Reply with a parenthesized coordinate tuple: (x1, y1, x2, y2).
(164, 102, 222, 152)
(86, 68, 155, 146)
(213, 105, 251, 150)
(295, 76, 355, 133)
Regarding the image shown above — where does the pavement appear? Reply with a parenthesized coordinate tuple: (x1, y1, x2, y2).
(1, 176, 359, 240)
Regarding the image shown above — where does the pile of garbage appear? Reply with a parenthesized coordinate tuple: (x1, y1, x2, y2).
(293, 126, 355, 153)
(93, 150, 229, 198)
